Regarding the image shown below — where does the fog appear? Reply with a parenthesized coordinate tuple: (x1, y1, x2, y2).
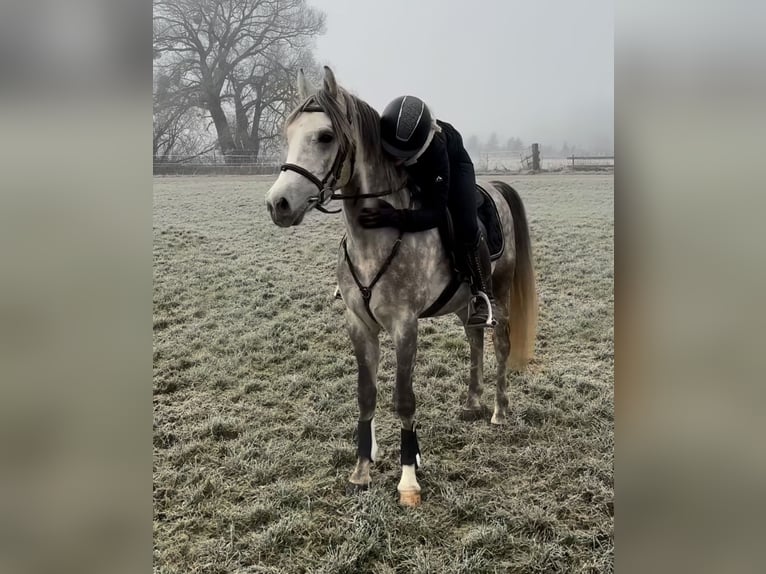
(311, 0, 613, 153)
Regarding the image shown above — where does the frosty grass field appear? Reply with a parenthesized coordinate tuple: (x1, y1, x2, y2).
(153, 173, 614, 573)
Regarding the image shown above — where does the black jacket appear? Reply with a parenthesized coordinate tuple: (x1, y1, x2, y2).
(399, 120, 473, 232)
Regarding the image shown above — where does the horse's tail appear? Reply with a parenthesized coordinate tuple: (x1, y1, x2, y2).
(491, 181, 538, 371)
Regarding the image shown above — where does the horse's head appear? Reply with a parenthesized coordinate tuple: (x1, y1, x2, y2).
(266, 66, 354, 227)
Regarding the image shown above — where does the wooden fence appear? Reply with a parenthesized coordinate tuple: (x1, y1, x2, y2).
(154, 149, 614, 176)
(520, 143, 541, 172)
(568, 155, 615, 171)
(153, 154, 281, 175)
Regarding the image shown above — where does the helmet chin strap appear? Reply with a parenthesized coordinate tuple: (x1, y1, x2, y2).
(403, 124, 437, 166)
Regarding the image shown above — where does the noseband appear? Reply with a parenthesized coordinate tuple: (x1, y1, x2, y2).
(279, 160, 352, 214)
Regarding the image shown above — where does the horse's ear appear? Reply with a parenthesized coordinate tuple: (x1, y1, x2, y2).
(296, 68, 311, 101)
(322, 66, 338, 98)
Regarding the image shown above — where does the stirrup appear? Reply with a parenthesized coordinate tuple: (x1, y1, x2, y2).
(467, 291, 496, 328)
(333, 285, 343, 300)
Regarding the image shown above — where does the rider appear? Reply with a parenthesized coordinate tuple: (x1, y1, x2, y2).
(358, 95, 497, 328)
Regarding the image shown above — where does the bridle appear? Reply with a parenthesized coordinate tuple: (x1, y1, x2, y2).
(279, 97, 402, 214)
(279, 145, 354, 214)
(278, 93, 442, 326)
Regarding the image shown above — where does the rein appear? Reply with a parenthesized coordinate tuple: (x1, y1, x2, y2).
(280, 154, 405, 213)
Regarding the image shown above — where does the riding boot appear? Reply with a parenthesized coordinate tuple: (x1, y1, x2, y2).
(465, 232, 497, 328)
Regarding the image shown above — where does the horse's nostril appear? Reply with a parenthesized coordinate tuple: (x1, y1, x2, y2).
(276, 197, 290, 213)
(267, 202, 274, 216)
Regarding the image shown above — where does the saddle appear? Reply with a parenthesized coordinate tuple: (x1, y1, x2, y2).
(475, 184, 505, 260)
(419, 184, 505, 317)
(441, 183, 504, 264)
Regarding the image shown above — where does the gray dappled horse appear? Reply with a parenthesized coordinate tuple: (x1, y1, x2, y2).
(265, 67, 537, 506)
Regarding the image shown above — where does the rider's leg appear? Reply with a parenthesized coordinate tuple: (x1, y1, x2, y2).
(446, 161, 497, 327)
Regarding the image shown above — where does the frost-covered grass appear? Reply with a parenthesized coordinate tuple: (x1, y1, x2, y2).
(153, 174, 613, 573)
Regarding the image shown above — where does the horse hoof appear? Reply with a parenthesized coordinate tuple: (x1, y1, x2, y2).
(460, 407, 483, 421)
(490, 412, 507, 425)
(346, 481, 370, 495)
(398, 490, 421, 507)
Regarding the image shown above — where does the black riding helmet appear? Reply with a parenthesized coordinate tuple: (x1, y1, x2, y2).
(380, 95, 433, 160)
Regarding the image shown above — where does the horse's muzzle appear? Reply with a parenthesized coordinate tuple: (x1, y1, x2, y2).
(266, 195, 295, 227)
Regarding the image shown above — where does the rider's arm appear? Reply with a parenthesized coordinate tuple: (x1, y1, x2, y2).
(398, 138, 450, 232)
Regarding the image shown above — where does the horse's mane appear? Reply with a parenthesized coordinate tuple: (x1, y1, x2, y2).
(286, 87, 407, 193)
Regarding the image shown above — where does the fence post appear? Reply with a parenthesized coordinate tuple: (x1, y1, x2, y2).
(532, 143, 540, 172)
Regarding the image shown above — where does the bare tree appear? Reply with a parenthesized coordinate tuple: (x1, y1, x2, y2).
(153, 0, 325, 162)
(228, 43, 319, 160)
(465, 135, 480, 154)
(505, 137, 524, 152)
(485, 132, 499, 152)
(153, 69, 214, 160)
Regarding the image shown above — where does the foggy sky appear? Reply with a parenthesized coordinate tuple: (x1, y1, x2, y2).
(311, 0, 613, 152)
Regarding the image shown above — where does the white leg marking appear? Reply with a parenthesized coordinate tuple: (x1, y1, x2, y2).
(397, 464, 421, 493)
(370, 418, 378, 462)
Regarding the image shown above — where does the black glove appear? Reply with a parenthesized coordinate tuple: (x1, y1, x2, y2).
(358, 201, 405, 229)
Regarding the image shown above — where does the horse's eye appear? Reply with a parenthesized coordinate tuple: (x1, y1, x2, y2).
(318, 132, 334, 144)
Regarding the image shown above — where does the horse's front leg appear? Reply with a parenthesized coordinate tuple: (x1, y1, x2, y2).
(391, 318, 422, 506)
(346, 310, 381, 490)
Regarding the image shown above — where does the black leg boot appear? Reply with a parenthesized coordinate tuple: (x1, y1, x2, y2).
(465, 233, 497, 328)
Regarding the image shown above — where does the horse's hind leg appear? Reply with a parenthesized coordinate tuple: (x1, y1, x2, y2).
(491, 300, 511, 425)
(462, 325, 484, 418)
(391, 318, 422, 506)
(346, 311, 381, 490)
